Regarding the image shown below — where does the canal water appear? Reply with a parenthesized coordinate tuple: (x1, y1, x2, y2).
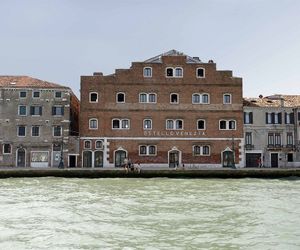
(0, 178, 299, 250)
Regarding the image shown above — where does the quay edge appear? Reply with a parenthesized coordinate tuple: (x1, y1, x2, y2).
(0, 168, 299, 179)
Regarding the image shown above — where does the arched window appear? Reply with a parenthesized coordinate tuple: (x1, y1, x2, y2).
(196, 67, 205, 78)
(175, 67, 183, 77)
(143, 67, 152, 77)
(197, 119, 206, 130)
(143, 119, 152, 130)
(89, 92, 98, 103)
(170, 93, 179, 104)
(166, 67, 174, 77)
(202, 94, 209, 104)
(84, 140, 91, 149)
(116, 92, 125, 103)
(192, 94, 201, 104)
(193, 146, 201, 156)
(89, 118, 98, 129)
(203, 146, 210, 155)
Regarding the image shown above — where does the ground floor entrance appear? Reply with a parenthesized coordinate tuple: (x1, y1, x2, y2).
(169, 150, 180, 168)
(115, 150, 127, 167)
(245, 153, 261, 168)
(16, 148, 26, 167)
(271, 153, 279, 168)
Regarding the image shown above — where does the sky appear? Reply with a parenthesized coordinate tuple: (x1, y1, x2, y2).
(1, 0, 300, 99)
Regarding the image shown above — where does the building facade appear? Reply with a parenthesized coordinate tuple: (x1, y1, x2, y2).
(80, 50, 244, 168)
(244, 95, 300, 167)
(0, 76, 80, 167)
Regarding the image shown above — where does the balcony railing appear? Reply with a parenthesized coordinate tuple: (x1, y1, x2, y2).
(244, 144, 254, 150)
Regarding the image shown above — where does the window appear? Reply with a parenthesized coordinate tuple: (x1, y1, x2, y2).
(53, 126, 62, 136)
(31, 126, 40, 137)
(3, 144, 12, 154)
(265, 112, 282, 124)
(116, 92, 125, 103)
(166, 119, 183, 130)
(268, 133, 275, 146)
(166, 67, 174, 77)
(139, 93, 156, 103)
(193, 145, 210, 156)
(219, 120, 236, 130)
(287, 132, 293, 146)
(143, 119, 152, 130)
(285, 112, 294, 124)
(197, 119, 206, 130)
(89, 118, 98, 129)
(19, 91, 27, 98)
(223, 94, 231, 104)
(18, 126, 26, 137)
(268, 133, 281, 147)
(170, 93, 179, 104)
(275, 133, 281, 146)
(143, 67, 152, 77)
(139, 145, 156, 156)
(18, 105, 27, 116)
(33, 91, 40, 98)
(175, 67, 183, 77)
(55, 91, 62, 98)
(30, 106, 42, 116)
(196, 68, 205, 78)
(52, 106, 64, 116)
(89, 92, 98, 103)
(244, 112, 253, 124)
(95, 140, 103, 149)
(112, 119, 130, 129)
(84, 140, 91, 149)
(245, 132, 252, 145)
(192, 93, 210, 104)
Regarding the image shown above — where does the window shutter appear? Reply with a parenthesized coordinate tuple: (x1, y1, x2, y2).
(52, 107, 56, 115)
(61, 107, 64, 115)
(39, 107, 42, 116)
(271, 113, 275, 124)
(278, 113, 282, 124)
(249, 112, 253, 124)
(285, 112, 287, 124)
(243, 112, 246, 124)
(290, 113, 294, 124)
(265, 113, 268, 124)
(30, 106, 34, 115)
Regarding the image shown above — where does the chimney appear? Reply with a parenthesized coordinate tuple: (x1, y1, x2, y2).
(93, 72, 103, 76)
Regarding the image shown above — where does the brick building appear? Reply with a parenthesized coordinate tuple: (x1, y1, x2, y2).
(0, 76, 80, 167)
(80, 50, 244, 168)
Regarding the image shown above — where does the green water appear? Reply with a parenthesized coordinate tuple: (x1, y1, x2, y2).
(0, 178, 299, 249)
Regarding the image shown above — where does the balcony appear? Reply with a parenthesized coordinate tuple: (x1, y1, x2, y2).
(244, 144, 254, 150)
(267, 144, 282, 150)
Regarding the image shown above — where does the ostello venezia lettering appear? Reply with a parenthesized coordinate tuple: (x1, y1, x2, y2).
(144, 131, 206, 136)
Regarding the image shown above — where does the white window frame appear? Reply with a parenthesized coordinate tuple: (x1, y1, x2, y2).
(17, 125, 26, 137)
(166, 119, 184, 130)
(89, 118, 98, 130)
(3, 144, 12, 154)
(116, 92, 125, 103)
(31, 126, 40, 137)
(196, 67, 205, 78)
(89, 92, 98, 103)
(139, 93, 157, 103)
(53, 126, 62, 137)
(170, 93, 179, 104)
(18, 105, 27, 116)
(143, 119, 152, 130)
(166, 67, 174, 77)
(19, 91, 27, 98)
(193, 145, 210, 156)
(32, 90, 40, 98)
(95, 140, 104, 149)
(112, 118, 130, 129)
(219, 120, 237, 130)
(139, 145, 157, 156)
(223, 93, 232, 104)
(143, 67, 152, 78)
(84, 140, 92, 149)
(174, 67, 183, 78)
(192, 93, 210, 104)
(197, 119, 206, 130)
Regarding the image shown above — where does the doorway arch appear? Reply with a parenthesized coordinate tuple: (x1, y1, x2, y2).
(222, 148, 234, 168)
(168, 149, 181, 168)
(16, 148, 26, 167)
(114, 149, 127, 167)
(94, 151, 103, 168)
(83, 151, 92, 168)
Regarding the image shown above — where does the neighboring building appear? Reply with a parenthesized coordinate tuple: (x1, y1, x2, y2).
(80, 50, 244, 168)
(0, 76, 80, 167)
(243, 95, 300, 168)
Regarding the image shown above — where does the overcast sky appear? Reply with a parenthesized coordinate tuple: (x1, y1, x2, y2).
(1, 0, 300, 99)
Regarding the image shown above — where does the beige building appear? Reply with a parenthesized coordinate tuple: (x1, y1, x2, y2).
(0, 76, 79, 167)
(243, 95, 300, 168)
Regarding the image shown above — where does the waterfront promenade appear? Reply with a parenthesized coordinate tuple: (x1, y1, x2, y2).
(0, 167, 299, 179)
